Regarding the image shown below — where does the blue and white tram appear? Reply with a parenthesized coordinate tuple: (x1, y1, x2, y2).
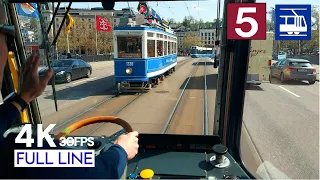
(113, 25, 177, 91)
(190, 46, 213, 58)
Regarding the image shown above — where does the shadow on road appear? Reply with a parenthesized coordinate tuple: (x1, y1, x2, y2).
(43, 75, 116, 100)
(180, 74, 218, 89)
(192, 62, 214, 66)
(270, 77, 313, 86)
(245, 84, 264, 91)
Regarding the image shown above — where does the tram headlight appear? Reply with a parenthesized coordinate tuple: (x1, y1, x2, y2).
(126, 67, 132, 74)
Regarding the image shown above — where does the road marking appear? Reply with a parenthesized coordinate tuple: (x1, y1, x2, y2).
(72, 77, 97, 85)
(278, 86, 300, 97)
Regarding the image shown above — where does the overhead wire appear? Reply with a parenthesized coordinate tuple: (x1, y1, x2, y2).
(163, 1, 175, 17)
(183, 1, 191, 17)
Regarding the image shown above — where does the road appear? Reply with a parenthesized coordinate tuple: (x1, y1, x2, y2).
(38, 57, 190, 117)
(242, 79, 319, 179)
(37, 57, 318, 179)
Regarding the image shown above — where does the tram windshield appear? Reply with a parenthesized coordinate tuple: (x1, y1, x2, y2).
(117, 36, 142, 58)
(0, 0, 318, 179)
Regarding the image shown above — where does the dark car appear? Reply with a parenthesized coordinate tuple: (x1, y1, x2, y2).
(270, 58, 316, 84)
(38, 59, 92, 83)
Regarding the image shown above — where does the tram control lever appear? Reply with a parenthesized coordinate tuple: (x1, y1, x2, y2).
(209, 144, 230, 168)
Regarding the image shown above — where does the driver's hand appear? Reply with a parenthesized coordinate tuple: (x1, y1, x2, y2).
(114, 131, 139, 160)
(18, 53, 53, 104)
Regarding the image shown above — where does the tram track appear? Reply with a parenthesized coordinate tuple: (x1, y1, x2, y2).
(50, 57, 193, 135)
(83, 57, 194, 136)
(161, 58, 209, 135)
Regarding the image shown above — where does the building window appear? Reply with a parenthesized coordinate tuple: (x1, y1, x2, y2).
(147, 40, 155, 57)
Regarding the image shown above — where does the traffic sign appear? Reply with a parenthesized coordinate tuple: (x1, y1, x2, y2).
(227, 3, 266, 40)
(275, 4, 311, 40)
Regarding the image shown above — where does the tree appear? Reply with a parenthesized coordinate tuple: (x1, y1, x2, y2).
(56, 16, 114, 55)
(166, 18, 176, 26)
(29, 18, 38, 32)
(182, 32, 202, 49)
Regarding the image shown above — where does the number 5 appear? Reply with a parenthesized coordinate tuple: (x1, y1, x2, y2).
(235, 7, 258, 38)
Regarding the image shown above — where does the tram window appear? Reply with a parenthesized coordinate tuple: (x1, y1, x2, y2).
(172, 42, 174, 54)
(174, 42, 177, 54)
(168, 42, 171, 55)
(147, 32, 154, 38)
(117, 36, 142, 58)
(157, 40, 163, 56)
(147, 40, 155, 58)
(164, 41, 168, 55)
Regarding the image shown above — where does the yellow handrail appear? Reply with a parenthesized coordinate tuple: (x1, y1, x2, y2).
(7, 51, 29, 123)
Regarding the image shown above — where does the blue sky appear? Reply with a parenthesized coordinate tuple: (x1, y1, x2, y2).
(67, 0, 319, 22)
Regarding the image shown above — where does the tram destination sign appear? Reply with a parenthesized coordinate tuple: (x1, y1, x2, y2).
(227, 3, 267, 40)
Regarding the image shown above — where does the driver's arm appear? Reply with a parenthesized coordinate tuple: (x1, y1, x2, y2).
(0, 102, 22, 141)
(22, 133, 137, 179)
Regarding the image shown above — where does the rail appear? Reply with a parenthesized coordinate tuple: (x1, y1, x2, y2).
(161, 59, 209, 134)
(204, 61, 209, 135)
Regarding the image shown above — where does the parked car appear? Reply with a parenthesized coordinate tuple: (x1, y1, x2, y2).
(38, 59, 92, 83)
(270, 58, 316, 84)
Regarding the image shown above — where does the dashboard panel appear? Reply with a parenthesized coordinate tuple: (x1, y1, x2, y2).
(50, 132, 250, 179)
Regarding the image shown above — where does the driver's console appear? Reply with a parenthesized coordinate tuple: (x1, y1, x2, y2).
(77, 131, 250, 179)
(125, 134, 249, 179)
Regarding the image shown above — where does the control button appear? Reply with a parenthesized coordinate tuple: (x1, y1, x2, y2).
(210, 144, 230, 168)
(129, 173, 138, 179)
(212, 144, 228, 164)
(212, 144, 228, 155)
(140, 169, 154, 179)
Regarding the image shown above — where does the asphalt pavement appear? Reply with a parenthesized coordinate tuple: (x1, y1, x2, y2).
(38, 57, 190, 117)
(243, 80, 319, 179)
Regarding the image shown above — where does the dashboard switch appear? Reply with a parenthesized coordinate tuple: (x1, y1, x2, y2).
(212, 144, 228, 164)
(129, 173, 138, 179)
(210, 144, 230, 168)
